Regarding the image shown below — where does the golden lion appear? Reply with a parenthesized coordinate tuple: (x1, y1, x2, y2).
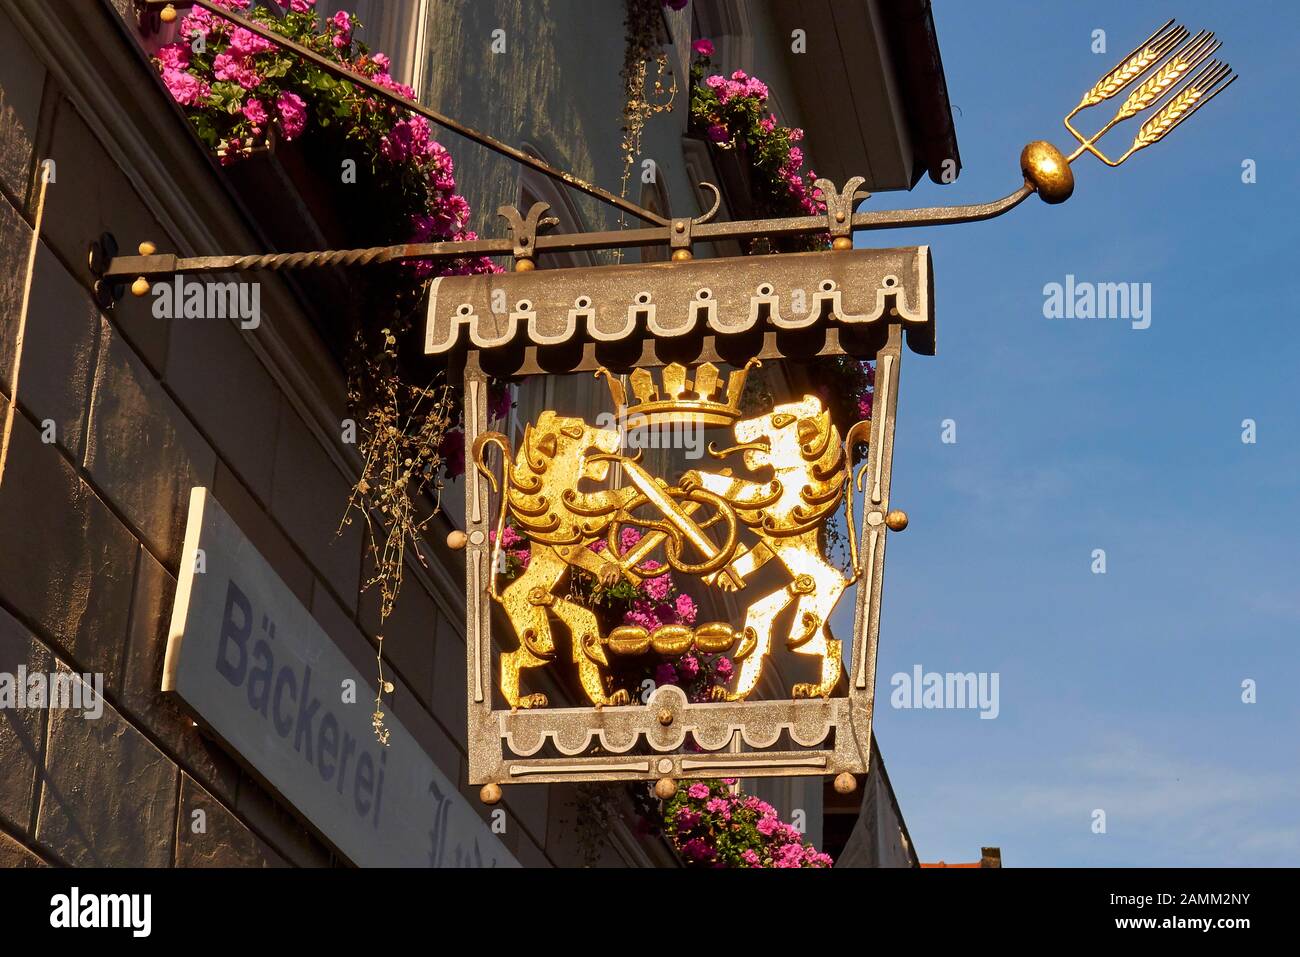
(683, 394, 851, 700)
(473, 412, 638, 709)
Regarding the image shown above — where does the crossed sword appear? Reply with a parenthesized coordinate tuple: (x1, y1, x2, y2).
(608, 457, 746, 590)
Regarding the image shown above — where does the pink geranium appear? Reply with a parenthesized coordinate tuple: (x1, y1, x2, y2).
(213, 52, 262, 89)
(162, 69, 210, 106)
(275, 91, 307, 140)
(241, 97, 268, 127)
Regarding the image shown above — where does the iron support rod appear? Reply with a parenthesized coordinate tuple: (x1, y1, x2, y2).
(101, 184, 1034, 279)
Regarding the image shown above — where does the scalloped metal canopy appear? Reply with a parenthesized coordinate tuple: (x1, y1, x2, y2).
(423, 246, 935, 375)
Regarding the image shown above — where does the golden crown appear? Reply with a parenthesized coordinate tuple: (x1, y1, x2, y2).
(596, 361, 757, 427)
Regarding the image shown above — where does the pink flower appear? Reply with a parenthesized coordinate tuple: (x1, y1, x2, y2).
(640, 573, 671, 601)
(619, 526, 643, 551)
(680, 837, 713, 861)
(757, 816, 780, 836)
(741, 849, 761, 867)
(706, 123, 729, 143)
(692, 38, 714, 57)
(704, 74, 726, 92)
(676, 807, 700, 829)
(371, 52, 391, 73)
(213, 53, 261, 89)
(715, 655, 733, 678)
(677, 655, 700, 680)
(275, 91, 307, 140)
(241, 97, 268, 127)
(654, 663, 679, 687)
(155, 43, 190, 71)
(673, 593, 697, 625)
(704, 797, 731, 818)
(372, 72, 416, 99)
(161, 68, 209, 106)
(228, 27, 276, 56)
(275, 0, 316, 11)
(775, 843, 805, 868)
(180, 8, 215, 38)
(380, 117, 432, 163)
(687, 782, 710, 800)
(623, 608, 662, 631)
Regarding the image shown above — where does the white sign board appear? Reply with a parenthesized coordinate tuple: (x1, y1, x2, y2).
(164, 487, 516, 868)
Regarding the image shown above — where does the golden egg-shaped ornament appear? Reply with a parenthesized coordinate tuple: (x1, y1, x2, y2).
(480, 783, 502, 805)
(1020, 140, 1074, 205)
(884, 509, 909, 531)
(654, 777, 677, 800)
(833, 772, 858, 795)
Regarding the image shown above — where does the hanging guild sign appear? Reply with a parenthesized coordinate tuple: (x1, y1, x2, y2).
(425, 227, 933, 797)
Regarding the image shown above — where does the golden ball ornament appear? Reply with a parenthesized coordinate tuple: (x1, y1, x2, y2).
(884, 509, 909, 531)
(1019, 140, 1074, 205)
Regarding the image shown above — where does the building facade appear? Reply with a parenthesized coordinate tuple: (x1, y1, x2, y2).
(0, 0, 950, 867)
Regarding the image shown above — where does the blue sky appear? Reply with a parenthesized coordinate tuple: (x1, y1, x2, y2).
(836, 1, 1300, 866)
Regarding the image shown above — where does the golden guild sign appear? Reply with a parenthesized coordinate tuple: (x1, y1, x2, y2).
(473, 360, 855, 710)
(427, 245, 929, 791)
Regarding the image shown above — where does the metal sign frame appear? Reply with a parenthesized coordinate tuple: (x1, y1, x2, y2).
(427, 244, 931, 790)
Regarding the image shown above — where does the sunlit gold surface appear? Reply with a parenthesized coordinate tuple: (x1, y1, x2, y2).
(686, 394, 852, 700)
(474, 375, 866, 709)
(473, 412, 638, 708)
(1061, 20, 1235, 170)
(1019, 141, 1074, 204)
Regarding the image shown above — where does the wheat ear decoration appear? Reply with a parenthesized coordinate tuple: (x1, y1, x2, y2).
(1076, 20, 1186, 109)
(1130, 62, 1236, 154)
(1114, 32, 1219, 121)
